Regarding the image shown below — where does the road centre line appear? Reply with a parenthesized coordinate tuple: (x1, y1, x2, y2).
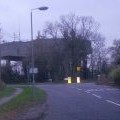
(87, 88, 119, 92)
(87, 89, 104, 92)
(85, 91, 91, 93)
(106, 100, 120, 107)
(76, 88, 82, 91)
(92, 94, 102, 99)
(87, 89, 94, 92)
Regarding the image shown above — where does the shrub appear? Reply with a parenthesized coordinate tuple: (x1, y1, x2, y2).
(0, 80, 6, 90)
(109, 67, 120, 85)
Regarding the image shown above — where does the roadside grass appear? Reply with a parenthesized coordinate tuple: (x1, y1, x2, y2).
(0, 86, 47, 119)
(0, 86, 15, 98)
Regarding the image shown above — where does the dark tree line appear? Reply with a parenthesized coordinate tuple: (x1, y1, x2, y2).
(0, 14, 107, 83)
(1, 14, 120, 85)
(23, 14, 106, 82)
(110, 39, 120, 65)
(108, 39, 120, 85)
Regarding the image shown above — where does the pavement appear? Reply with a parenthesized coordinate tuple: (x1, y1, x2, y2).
(0, 88, 23, 106)
(39, 83, 120, 120)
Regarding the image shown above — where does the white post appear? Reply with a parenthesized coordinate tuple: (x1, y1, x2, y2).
(77, 77, 81, 83)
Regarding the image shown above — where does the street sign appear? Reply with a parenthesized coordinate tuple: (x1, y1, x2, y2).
(29, 68, 38, 74)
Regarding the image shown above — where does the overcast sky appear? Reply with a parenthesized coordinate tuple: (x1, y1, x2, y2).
(0, 0, 120, 46)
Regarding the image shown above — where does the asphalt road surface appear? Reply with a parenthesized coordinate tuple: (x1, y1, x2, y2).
(39, 83, 120, 120)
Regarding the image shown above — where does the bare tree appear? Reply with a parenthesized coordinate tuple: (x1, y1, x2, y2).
(89, 33, 107, 78)
(43, 13, 100, 79)
(110, 39, 120, 65)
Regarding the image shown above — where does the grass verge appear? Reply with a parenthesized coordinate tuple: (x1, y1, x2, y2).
(0, 86, 15, 98)
(0, 86, 47, 119)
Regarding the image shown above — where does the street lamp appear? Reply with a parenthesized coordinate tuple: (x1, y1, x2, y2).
(31, 6, 48, 85)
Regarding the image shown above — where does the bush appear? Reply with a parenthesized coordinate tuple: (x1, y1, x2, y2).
(109, 67, 120, 85)
(1, 65, 27, 84)
(0, 80, 6, 90)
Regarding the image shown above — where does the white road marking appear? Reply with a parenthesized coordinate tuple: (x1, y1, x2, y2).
(86, 88, 119, 92)
(106, 88, 119, 91)
(76, 88, 82, 91)
(87, 89, 104, 92)
(106, 100, 120, 107)
(92, 94, 102, 99)
(95, 89, 104, 91)
(87, 89, 94, 92)
(85, 91, 90, 93)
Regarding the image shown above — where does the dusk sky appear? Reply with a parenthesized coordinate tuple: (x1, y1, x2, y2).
(0, 0, 120, 46)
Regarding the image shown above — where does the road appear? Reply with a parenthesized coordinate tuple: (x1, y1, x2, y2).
(39, 83, 120, 120)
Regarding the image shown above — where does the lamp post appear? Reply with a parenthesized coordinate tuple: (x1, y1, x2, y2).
(0, 42, 1, 82)
(30, 6, 48, 85)
(0, 29, 2, 82)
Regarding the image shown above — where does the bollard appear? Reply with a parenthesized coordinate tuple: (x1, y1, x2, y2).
(77, 77, 80, 83)
(68, 77, 72, 84)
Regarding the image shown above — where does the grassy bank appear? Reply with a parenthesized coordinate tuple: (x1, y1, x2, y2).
(0, 86, 15, 98)
(0, 86, 47, 119)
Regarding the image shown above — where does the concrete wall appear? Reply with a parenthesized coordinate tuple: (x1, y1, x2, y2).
(1, 41, 31, 59)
